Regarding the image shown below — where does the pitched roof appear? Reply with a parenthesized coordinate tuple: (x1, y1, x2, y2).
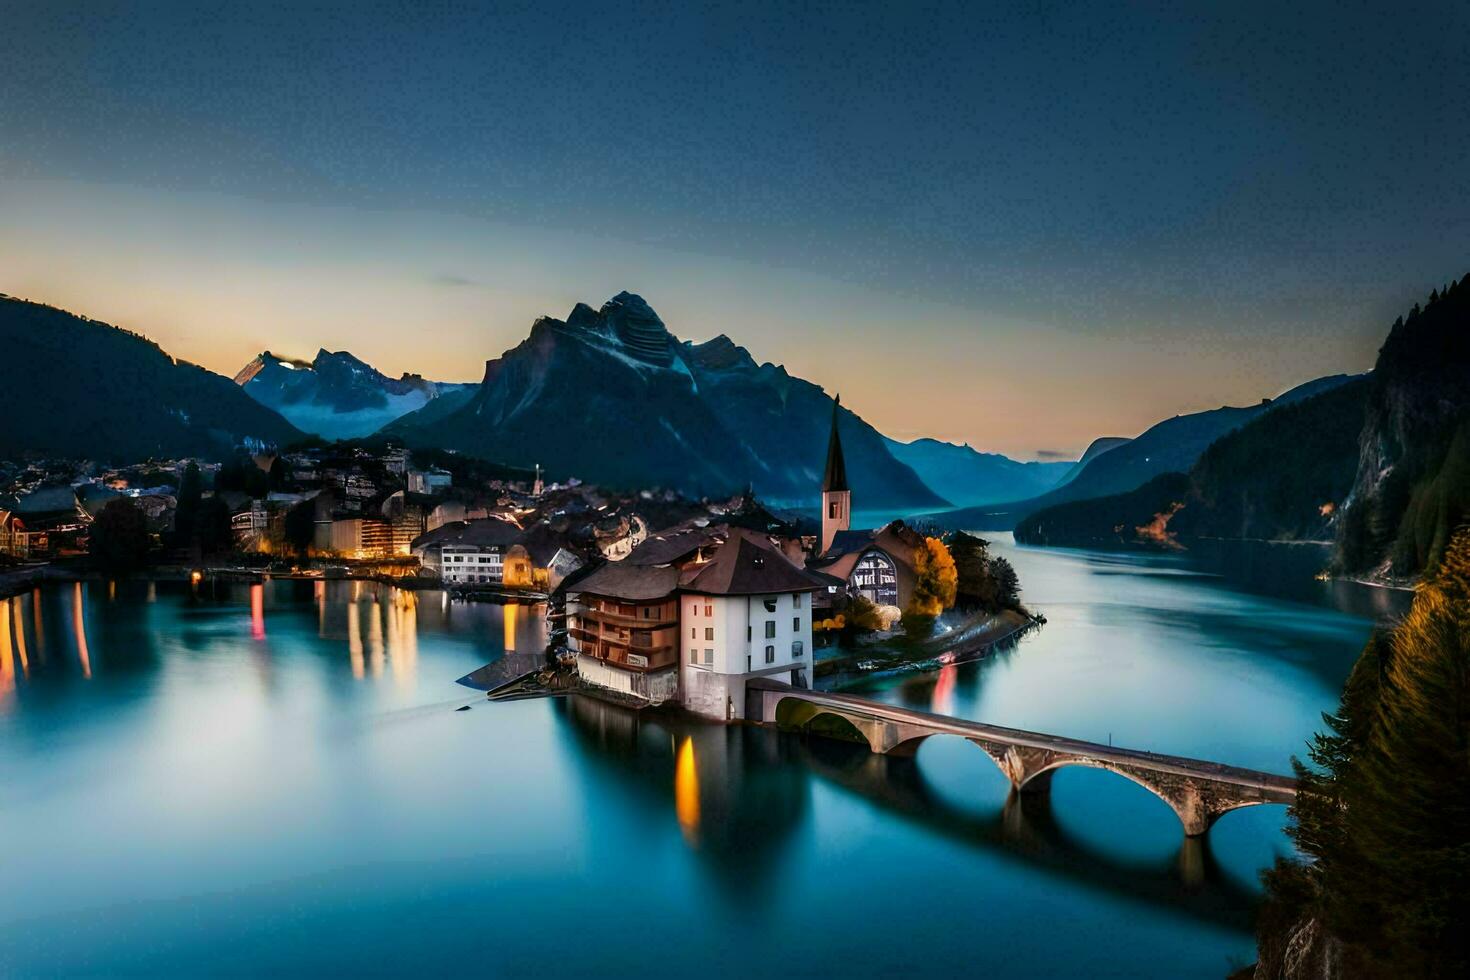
(623, 524, 723, 566)
(822, 395, 849, 493)
(410, 517, 524, 551)
(679, 528, 824, 595)
(565, 561, 682, 602)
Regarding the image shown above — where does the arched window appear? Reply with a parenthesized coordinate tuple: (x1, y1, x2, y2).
(851, 549, 899, 607)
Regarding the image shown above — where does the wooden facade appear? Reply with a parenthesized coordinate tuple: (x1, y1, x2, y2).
(570, 595, 680, 672)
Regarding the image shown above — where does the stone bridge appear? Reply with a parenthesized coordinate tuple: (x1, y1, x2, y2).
(747, 679, 1297, 837)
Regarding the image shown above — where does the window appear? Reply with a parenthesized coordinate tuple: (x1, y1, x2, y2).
(763, 598, 777, 613)
(793, 617, 800, 632)
(689, 648, 697, 664)
(746, 655, 752, 671)
(691, 602, 698, 616)
(793, 593, 803, 609)
(704, 627, 714, 641)
(703, 649, 714, 666)
(747, 626, 752, 641)
(765, 621, 776, 639)
(765, 645, 775, 664)
(792, 640, 804, 657)
(704, 604, 712, 617)
(690, 627, 696, 639)
(829, 501, 839, 518)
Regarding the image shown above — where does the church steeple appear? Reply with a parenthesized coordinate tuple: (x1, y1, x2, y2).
(820, 394, 852, 553)
(822, 395, 849, 493)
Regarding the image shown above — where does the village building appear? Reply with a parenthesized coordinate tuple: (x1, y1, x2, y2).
(411, 518, 583, 589)
(806, 396, 922, 614)
(567, 525, 820, 719)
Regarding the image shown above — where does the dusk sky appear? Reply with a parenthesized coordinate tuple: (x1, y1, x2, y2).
(2, 1, 1467, 459)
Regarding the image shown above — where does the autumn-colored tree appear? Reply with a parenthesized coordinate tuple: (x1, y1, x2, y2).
(903, 536, 957, 636)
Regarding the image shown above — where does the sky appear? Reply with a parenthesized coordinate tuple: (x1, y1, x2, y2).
(2, 1, 1467, 459)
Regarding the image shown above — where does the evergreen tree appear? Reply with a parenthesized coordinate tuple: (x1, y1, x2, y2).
(1257, 528, 1470, 977)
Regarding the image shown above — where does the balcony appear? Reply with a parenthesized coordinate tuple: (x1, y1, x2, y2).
(576, 605, 678, 630)
(573, 633, 677, 672)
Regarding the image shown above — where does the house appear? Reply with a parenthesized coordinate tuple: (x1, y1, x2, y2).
(567, 525, 820, 719)
(0, 510, 33, 558)
(806, 396, 922, 613)
(411, 518, 524, 584)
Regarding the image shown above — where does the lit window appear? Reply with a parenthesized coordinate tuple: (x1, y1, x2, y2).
(765, 645, 775, 664)
(765, 621, 776, 639)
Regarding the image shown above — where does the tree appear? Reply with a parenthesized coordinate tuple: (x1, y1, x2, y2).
(283, 499, 316, 560)
(988, 555, 1020, 609)
(195, 495, 234, 556)
(89, 497, 152, 572)
(904, 536, 958, 634)
(1256, 527, 1470, 977)
(172, 461, 202, 547)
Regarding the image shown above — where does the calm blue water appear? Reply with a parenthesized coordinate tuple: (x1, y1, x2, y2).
(0, 540, 1406, 977)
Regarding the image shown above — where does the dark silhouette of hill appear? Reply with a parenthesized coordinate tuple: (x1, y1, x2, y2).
(0, 294, 302, 461)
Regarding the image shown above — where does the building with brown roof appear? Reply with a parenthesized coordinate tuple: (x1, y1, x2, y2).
(568, 525, 822, 719)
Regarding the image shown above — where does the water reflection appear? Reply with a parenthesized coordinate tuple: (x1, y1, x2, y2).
(801, 737, 1256, 930)
(72, 582, 91, 679)
(674, 736, 701, 844)
(557, 695, 810, 898)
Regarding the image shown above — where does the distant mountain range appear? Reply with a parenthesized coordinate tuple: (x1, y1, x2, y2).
(1015, 378, 1372, 550)
(235, 350, 475, 440)
(386, 292, 949, 510)
(924, 374, 1362, 530)
(1010, 274, 1470, 582)
(0, 294, 303, 461)
(883, 437, 1073, 508)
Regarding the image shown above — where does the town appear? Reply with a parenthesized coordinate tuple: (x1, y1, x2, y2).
(2, 403, 1028, 721)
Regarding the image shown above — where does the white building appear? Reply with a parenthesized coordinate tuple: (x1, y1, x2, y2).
(568, 526, 818, 720)
(438, 544, 505, 584)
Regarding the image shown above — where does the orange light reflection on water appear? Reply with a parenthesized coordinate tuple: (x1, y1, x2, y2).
(931, 663, 957, 716)
(250, 583, 266, 640)
(73, 583, 91, 679)
(674, 736, 701, 846)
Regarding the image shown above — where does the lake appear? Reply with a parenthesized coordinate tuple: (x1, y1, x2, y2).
(0, 538, 1407, 977)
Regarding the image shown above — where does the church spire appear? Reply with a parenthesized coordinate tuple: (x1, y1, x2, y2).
(822, 394, 849, 493)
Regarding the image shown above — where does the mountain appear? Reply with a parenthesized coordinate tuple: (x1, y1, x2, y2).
(386, 292, 947, 510)
(0, 294, 303, 461)
(235, 349, 475, 440)
(1055, 436, 1130, 486)
(883, 437, 1073, 508)
(924, 374, 1362, 530)
(1337, 275, 1470, 579)
(1014, 378, 1373, 549)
